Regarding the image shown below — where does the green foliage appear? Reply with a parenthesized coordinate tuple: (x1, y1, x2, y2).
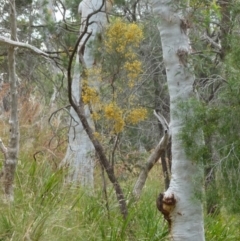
(178, 99, 211, 163)
(205, 215, 240, 241)
(64, 0, 80, 17)
(15, 0, 33, 9)
(1, 149, 239, 240)
(179, 33, 240, 213)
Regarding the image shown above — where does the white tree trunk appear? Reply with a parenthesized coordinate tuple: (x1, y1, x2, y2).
(152, 0, 205, 240)
(61, 0, 110, 187)
(62, 56, 95, 185)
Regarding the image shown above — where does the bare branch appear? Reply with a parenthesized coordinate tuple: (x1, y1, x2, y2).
(0, 36, 50, 57)
(201, 33, 221, 51)
(132, 111, 171, 200)
(132, 128, 170, 200)
(154, 110, 169, 132)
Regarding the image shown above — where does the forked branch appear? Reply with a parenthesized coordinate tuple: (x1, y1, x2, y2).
(132, 110, 170, 200)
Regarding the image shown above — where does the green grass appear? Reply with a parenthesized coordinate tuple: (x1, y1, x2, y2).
(0, 157, 168, 241)
(0, 155, 239, 240)
(205, 213, 240, 241)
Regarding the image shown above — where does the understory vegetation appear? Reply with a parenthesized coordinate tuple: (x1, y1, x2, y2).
(1, 0, 240, 240)
(0, 109, 239, 240)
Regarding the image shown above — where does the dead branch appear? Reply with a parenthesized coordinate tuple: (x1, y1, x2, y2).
(0, 36, 50, 57)
(132, 110, 170, 200)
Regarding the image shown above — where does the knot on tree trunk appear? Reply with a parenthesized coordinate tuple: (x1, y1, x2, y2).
(177, 47, 189, 66)
(156, 192, 176, 229)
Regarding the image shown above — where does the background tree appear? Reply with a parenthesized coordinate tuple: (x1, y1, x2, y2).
(61, 0, 113, 187)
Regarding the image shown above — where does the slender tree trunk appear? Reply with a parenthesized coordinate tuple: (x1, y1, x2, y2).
(61, 56, 92, 185)
(0, 0, 19, 202)
(132, 134, 169, 199)
(39, 0, 57, 48)
(152, 0, 205, 240)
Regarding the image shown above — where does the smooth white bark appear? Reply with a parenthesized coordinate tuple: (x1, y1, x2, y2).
(62, 0, 110, 187)
(62, 56, 95, 185)
(151, 0, 205, 240)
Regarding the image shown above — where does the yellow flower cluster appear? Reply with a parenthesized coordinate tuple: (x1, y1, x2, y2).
(104, 102, 116, 118)
(126, 108, 148, 124)
(82, 84, 99, 104)
(104, 102, 125, 133)
(105, 19, 143, 55)
(93, 131, 101, 140)
(104, 19, 143, 84)
(124, 60, 142, 80)
(87, 67, 103, 82)
(91, 111, 100, 120)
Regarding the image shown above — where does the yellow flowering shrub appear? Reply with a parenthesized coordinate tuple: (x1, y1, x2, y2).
(82, 79, 99, 105)
(104, 102, 125, 133)
(105, 19, 143, 55)
(103, 103, 148, 133)
(124, 60, 142, 80)
(113, 118, 125, 134)
(87, 67, 103, 82)
(83, 19, 147, 136)
(91, 112, 100, 121)
(93, 131, 101, 140)
(126, 108, 148, 124)
(104, 19, 143, 85)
